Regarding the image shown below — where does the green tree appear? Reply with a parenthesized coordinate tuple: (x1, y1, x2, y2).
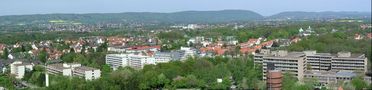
(351, 76, 368, 90)
(38, 49, 48, 63)
(1, 48, 8, 59)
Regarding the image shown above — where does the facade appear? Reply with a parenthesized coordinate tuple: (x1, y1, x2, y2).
(255, 49, 369, 82)
(47, 63, 101, 80)
(179, 47, 196, 60)
(257, 50, 307, 81)
(106, 54, 155, 70)
(304, 51, 333, 71)
(331, 52, 368, 72)
(10, 61, 33, 79)
(154, 52, 174, 63)
(304, 70, 371, 85)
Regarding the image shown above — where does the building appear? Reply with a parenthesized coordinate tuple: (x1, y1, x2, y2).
(106, 54, 155, 70)
(331, 52, 368, 72)
(255, 50, 307, 81)
(304, 51, 333, 71)
(304, 70, 371, 85)
(179, 47, 196, 60)
(154, 52, 174, 63)
(255, 49, 369, 81)
(298, 26, 314, 37)
(10, 61, 33, 79)
(47, 63, 101, 80)
(267, 70, 283, 90)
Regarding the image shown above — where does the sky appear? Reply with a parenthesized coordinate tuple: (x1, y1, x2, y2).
(0, 0, 370, 16)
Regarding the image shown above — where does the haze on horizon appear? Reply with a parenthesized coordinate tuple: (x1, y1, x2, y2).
(0, 0, 370, 16)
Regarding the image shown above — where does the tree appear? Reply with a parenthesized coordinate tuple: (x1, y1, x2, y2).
(61, 53, 76, 63)
(101, 64, 112, 77)
(156, 73, 170, 88)
(351, 76, 368, 90)
(282, 72, 298, 90)
(38, 49, 48, 63)
(2, 48, 9, 59)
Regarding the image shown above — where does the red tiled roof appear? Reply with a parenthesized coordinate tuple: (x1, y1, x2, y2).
(200, 46, 226, 55)
(127, 45, 161, 50)
(367, 33, 372, 39)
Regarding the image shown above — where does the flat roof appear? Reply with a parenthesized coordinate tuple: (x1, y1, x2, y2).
(75, 66, 99, 71)
(336, 71, 357, 77)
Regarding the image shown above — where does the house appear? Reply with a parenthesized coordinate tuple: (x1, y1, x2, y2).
(240, 38, 258, 48)
(290, 36, 301, 43)
(299, 26, 314, 37)
(354, 33, 363, 40)
(107, 36, 130, 47)
(200, 46, 226, 56)
(367, 33, 372, 39)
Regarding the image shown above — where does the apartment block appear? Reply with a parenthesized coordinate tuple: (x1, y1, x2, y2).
(106, 54, 155, 70)
(10, 61, 33, 79)
(47, 63, 101, 80)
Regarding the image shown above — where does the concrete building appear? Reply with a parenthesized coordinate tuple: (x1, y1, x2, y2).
(255, 50, 307, 81)
(154, 52, 174, 63)
(304, 70, 371, 85)
(179, 47, 196, 60)
(46, 63, 101, 80)
(106, 54, 155, 70)
(331, 52, 368, 72)
(255, 49, 369, 82)
(10, 61, 33, 79)
(304, 51, 333, 71)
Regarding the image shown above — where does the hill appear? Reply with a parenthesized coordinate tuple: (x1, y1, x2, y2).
(0, 10, 263, 25)
(268, 11, 371, 20)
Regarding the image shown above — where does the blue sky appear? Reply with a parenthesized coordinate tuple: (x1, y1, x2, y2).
(0, 0, 370, 16)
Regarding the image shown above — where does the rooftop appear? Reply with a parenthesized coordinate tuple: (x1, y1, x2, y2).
(74, 66, 99, 72)
(336, 71, 357, 77)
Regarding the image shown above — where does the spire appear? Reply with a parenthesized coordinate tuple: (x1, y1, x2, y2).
(308, 26, 311, 30)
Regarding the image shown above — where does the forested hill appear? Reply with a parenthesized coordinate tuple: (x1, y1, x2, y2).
(0, 10, 263, 25)
(268, 11, 371, 20)
(0, 10, 370, 25)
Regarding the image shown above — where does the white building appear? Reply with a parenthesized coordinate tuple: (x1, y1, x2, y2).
(106, 54, 156, 70)
(154, 52, 174, 63)
(179, 47, 196, 60)
(47, 63, 101, 80)
(10, 61, 33, 79)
